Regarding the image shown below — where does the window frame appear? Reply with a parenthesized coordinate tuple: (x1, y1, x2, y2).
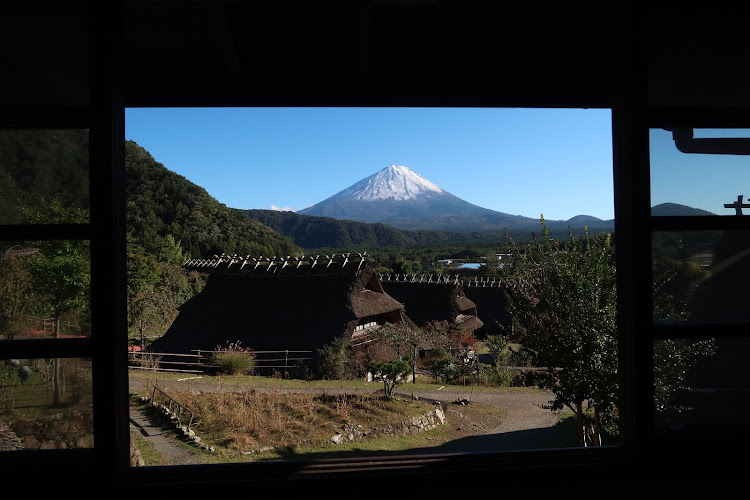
(0, 93, 639, 490)
(647, 108, 750, 444)
(0, 110, 99, 467)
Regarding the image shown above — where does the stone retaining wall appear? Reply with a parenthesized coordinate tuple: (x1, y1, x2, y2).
(330, 405, 446, 445)
(243, 403, 447, 455)
(137, 395, 215, 453)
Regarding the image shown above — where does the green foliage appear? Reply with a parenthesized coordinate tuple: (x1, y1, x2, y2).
(653, 256, 709, 323)
(243, 208, 537, 252)
(375, 322, 421, 359)
(426, 357, 474, 384)
(0, 129, 89, 224)
(317, 336, 352, 380)
(370, 357, 413, 398)
(212, 341, 256, 375)
(653, 338, 717, 422)
(484, 334, 513, 369)
(651, 232, 717, 422)
(23, 202, 91, 338)
(501, 216, 617, 446)
(157, 234, 186, 265)
(26, 251, 90, 332)
(0, 252, 33, 340)
(127, 251, 206, 346)
(475, 364, 514, 387)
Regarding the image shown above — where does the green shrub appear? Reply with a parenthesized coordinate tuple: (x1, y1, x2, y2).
(212, 341, 256, 375)
(316, 336, 350, 380)
(370, 356, 412, 398)
(476, 364, 514, 387)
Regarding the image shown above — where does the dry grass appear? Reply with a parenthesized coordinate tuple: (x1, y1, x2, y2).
(162, 388, 448, 456)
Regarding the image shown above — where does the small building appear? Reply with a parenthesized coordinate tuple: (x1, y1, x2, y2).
(150, 253, 413, 362)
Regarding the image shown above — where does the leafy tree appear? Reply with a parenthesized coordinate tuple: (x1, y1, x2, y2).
(128, 283, 175, 350)
(0, 250, 33, 340)
(652, 257, 708, 323)
(373, 322, 421, 383)
(22, 202, 90, 405)
(317, 336, 351, 380)
(0, 130, 89, 224)
(127, 251, 206, 348)
(370, 357, 412, 398)
(484, 334, 513, 369)
(375, 322, 418, 359)
(501, 216, 617, 447)
(653, 338, 717, 423)
(157, 234, 186, 265)
(23, 202, 91, 341)
(374, 321, 455, 383)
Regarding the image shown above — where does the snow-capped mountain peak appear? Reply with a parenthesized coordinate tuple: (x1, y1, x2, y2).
(296, 164, 539, 231)
(334, 165, 445, 202)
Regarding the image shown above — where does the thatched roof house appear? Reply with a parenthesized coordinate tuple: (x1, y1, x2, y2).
(150, 253, 412, 359)
(379, 274, 484, 335)
(461, 277, 512, 336)
(380, 274, 512, 337)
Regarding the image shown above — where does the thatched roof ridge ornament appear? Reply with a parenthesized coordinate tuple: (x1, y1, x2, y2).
(379, 273, 507, 288)
(378, 273, 470, 286)
(182, 252, 369, 277)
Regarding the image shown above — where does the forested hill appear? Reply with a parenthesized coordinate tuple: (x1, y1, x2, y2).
(125, 141, 301, 259)
(243, 209, 513, 249)
(0, 129, 90, 224)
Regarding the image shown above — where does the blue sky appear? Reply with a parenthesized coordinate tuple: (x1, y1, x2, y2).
(125, 107, 615, 221)
(650, 128, 750, 215)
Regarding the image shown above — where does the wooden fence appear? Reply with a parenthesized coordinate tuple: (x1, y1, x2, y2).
(128, 349, 314, 377)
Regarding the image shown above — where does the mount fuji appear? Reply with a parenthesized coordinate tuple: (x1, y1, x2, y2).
(297, 165, 587, 232)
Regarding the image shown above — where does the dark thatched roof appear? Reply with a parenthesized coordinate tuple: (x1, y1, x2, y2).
(380, 274, 511, 336)
(151, 254, 409, 355)
(379, 274, 484, 334)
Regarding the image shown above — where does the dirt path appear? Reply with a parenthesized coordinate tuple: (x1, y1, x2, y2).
(129, 375, 563, 462)
(129, 405, 204, 466)
(402, 388, 563, 452)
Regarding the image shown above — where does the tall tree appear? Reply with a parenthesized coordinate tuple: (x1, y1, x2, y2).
(501, 217, 617, 447)
(0, 249, 33, 340)
(23, 202, 90, 405)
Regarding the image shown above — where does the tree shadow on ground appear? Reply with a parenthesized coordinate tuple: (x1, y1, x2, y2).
(430, 425, 575, 454)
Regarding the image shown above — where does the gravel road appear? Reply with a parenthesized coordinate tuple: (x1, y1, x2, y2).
(129, 376, 562, 464)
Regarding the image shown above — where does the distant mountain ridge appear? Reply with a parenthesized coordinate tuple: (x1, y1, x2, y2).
(651, 202, 716, 216)
(297, 165, 609, 232)
(244, 209, 514, 249)
(245, 209, 618, 250)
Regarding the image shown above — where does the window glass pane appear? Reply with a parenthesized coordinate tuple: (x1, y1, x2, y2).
(650, 128, 750, 216)
(0, 241, 90, 340)
(0, 129, 89, 224)
(1, 358, 93, 450)
(653, 230, 750, 324)
(654, 338, 749, 436)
